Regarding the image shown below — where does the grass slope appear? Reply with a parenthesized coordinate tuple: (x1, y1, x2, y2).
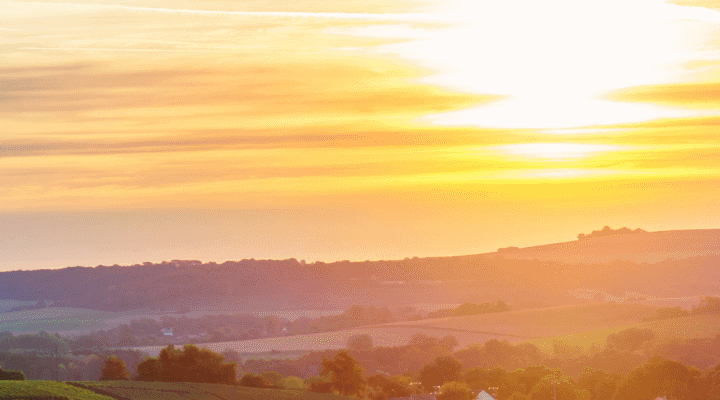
(0, 381, 112, 400)
(490, 229, 720, 263)
(78, 381, 354, 400)
(132, 303, 665, 355)
(521, 314, 720, 353)
(0, 308, 111, 333)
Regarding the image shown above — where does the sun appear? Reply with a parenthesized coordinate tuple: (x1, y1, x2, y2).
(347, 0, 720, 129)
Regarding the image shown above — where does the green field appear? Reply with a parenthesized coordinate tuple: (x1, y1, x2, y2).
(77, 381, 355, 400)
(0, 381, 112, 400)
(134, 302, 670, 356)
(521, 314, 720, 353)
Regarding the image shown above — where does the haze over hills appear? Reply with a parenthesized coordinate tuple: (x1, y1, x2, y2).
(1, 228, 719, 313)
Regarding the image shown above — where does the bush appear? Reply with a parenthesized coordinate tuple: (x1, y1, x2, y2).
(240, 373, 272, 388)
(100, 356, 130, 381)
(0, 367, 25, 380)
(134, 344, 237, 384)
(437, 381, 473, 400)
(347, 334, 373, 352)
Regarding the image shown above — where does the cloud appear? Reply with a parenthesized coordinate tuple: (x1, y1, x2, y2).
(669, 0, 720, 10)
(0, 59, 499, 124)
(605, 82, 720, 108)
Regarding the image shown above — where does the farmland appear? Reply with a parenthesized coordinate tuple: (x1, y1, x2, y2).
(0, 381, 112, 400)
(0, 307, 342, 335)
(76, 381, 353, 400)
(132, 303, 669, 356)
(522, 313, 720, 353)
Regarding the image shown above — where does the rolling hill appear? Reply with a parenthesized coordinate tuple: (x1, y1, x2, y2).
(130, 303, 676, 356)
(73, 381, 353, 400)
(0, 381, 112, 400)
(1, 228, 719, 313)
(491, 228, 720, 264)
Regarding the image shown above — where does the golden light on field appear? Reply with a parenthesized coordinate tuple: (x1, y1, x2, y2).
(2, 0, 720, 269)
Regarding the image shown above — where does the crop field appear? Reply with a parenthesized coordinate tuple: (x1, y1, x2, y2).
(0, 308, 113, 333)
(0, 381, 112, 400)
(0, 304, 342, 335)
(522, 314, 720, 353)
(0, 300, 38, 313)
(133, 324, 510, 356)
(133, 303, 665, 356)
(78, 381, 353, 400)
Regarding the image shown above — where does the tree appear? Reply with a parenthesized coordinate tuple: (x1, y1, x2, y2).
(240, 373, 272, 388)
(136, 357, 162, 381)
(306, 375, 334, 393)
(100, 356, 129, 380)
(347, 334, 373, 351)
(512, 366, 556, 395)
(320, 350, 367, 396)
(578, 368, 621, 400)
(279, 376, 305, 389)
(528, 373, 578, 400)
(437, 381, 473, 400)
(135, 344, 237, 384)
(440, 335, 459, 351)
(606, 328, 654, 352)
(367, 374, 415, 400)
(0, 367, 25, 380)
(613, 357, 700, 400)
(419, 356, 463, 392)
(261, 371, 282, 387)
(692, 296, 720, 315)
(221, 349, 241, 365)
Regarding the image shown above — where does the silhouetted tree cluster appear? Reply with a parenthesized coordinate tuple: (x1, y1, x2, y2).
(239, 373, 272, 388)
(692, 296, 720, 315)
(347, 334, 373, 351)
(0, 332, 144, 381)
(318, 350, 367, 396)
(100, 356, 129, 380)
(0, 366, 25, 380)
(419, 356, 463, 391)
(366, 373, 417, 400)
(135, 344, 237, 384)
(606, 328, 655, 352)
(578, 226, 645, 240)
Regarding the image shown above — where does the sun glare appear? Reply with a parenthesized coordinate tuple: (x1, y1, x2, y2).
(327, 0, 720, 129)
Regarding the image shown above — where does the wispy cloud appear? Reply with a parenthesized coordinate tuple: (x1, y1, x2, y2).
(605, 81, 720, 107)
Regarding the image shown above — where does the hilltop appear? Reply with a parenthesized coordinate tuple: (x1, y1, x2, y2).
(492, 228, 720, 264)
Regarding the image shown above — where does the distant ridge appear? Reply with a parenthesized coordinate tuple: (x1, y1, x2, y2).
(2, 228, 720, 312)
(490, 229, 720, 264)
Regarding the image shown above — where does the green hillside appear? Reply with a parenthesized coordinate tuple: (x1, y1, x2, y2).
(0, 381, 112, 400)
(521, 314, 720, 353)
(75, 381, 355, 400)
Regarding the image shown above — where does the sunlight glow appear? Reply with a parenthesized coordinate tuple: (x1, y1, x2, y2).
(493, 143, 623, 160)
(330, 0, 720, 129)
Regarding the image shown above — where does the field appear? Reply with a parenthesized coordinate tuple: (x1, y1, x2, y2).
(0, 308, 112, 333)
(76, 381, 353, 400)
(132, 303, 669, 356)
(0, 300, 38, 313)
(0, 381, 112, 400)
(0, 306, 342, 335)
(489, 229, 720, 264)
(521, 314, 720, 353)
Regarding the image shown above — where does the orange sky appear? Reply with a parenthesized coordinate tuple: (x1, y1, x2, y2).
(2, 0, 720, 270)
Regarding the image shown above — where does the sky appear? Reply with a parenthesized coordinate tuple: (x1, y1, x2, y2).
(2, 0, 720, 270)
